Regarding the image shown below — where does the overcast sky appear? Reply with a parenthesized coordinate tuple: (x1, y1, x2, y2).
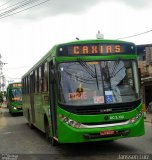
(0, 0, 152, 87)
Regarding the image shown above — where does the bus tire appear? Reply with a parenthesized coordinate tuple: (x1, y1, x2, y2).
(28, 111, 34, 129)
(44, 121, 58, 146)
(44, 121, 50, 141)
(9, 110, 14, 116)
(50, 137, 58, 146)
(106, 140, 114, 143)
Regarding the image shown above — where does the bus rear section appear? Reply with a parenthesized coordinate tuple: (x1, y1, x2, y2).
(7, 82, 23, 115)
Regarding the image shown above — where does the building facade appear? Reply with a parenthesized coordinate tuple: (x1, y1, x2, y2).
(137, 44, 152, 112)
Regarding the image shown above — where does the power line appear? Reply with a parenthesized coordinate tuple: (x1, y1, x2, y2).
(0, 0, 14, 8)
(6, 77, 21, 80)
(0, 0, 50, 19)
(0, 0, 35, 12)
(4, 65, 32, 70)
(117, 29, 152, 39)
(0, 0, 41, 17)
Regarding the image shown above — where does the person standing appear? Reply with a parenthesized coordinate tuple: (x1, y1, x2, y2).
(0, 91, 3, 108)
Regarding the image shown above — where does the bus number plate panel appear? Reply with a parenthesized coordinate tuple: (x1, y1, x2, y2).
(100, 130, 115, 136)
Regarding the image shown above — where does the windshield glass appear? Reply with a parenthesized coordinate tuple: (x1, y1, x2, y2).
(58, 60, 140, 106)
(10, 88, 22, 101)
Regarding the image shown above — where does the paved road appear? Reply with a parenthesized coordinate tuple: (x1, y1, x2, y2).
(0, 107, 152, 160)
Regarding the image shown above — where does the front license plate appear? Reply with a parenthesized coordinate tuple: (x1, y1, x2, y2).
(17, 107, 21, 109)
(100, 130, 115, 136)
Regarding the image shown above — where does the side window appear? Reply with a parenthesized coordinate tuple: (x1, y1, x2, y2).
(35, 70, 39, 93)
(28, 76, 30, 94)
(41, 64, 44, 92)
(44, 62, 48, 92)
(40, 62, 48, 92)
(39, 67, 42, 92)
(26, 77, 28, 94)
(22, 78, 25, 94)
(32, 72, 35, 93)
(34, 70, 37, 93)
(22, 63, 49, 94)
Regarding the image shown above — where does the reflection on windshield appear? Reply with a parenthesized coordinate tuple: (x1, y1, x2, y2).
(10, 88, 22, 101)
(58, 60, 139, 106)
(102, 61, 126, 88)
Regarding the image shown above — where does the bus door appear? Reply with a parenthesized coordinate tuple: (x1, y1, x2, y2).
(49, 61, 57, 137)
(30, 73, 35, 124)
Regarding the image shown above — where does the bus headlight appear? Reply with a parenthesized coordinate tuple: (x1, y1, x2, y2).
(59, 115, 82, 128)
(13, 107, 17, 110)
(129, 111, 143, 124)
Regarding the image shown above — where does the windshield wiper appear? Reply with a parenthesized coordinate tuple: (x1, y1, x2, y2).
(77, 58, 96, 78)
(77, 58, 99, 90)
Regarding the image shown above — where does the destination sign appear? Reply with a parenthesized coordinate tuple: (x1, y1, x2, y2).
(71, 44, 121, 55)
(12, 84, 22, 87)
(57, 43, 135, 56)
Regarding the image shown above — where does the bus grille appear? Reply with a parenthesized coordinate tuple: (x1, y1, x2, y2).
(75, 106, 134, 115)
(60, 100, 141, 115)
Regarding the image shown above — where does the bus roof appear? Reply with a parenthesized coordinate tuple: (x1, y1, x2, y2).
(58, 39, 134, 45)
(7, 82, 22, 89)
(22, 39, 135, 78)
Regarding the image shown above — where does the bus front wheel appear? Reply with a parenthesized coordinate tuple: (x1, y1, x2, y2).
(28, 111, 34, 129)
(45, 122, 50, 140)
(50, 137, 58, 146)
(44, 122, 58, 146)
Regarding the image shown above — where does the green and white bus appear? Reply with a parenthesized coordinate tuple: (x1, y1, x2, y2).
(7, 82, 23, 115)
(22, 39, 145, 145)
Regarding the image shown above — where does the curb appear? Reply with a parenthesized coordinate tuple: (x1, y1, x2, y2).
(144, 117, 152, 123)
(144, 120, 152, 123)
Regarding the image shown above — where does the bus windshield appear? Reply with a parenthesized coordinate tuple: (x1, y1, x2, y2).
(58, 60, 140, 106)
(9, 88, 22, 101)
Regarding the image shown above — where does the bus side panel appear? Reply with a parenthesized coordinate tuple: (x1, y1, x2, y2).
(34, 93, 50, 133)
(22, 94, 31, 121)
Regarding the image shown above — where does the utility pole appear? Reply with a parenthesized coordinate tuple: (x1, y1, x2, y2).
(0, 54, 7, 92)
